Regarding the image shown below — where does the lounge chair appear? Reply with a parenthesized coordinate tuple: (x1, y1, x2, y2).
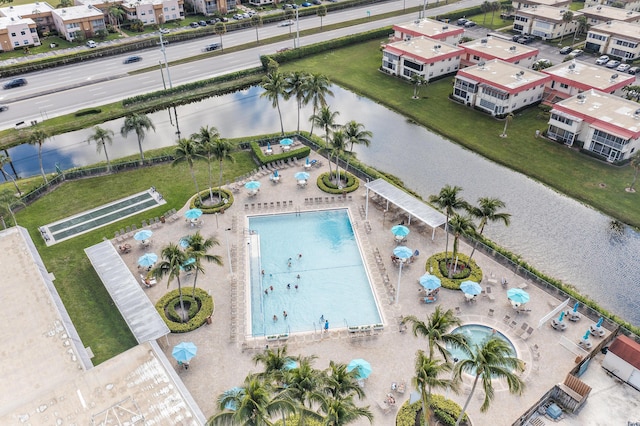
(551, 319, 567, 331)
(521, 327, 534, 340)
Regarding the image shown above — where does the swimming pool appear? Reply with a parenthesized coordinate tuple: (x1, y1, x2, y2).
(247, 209, 382, 337)
(447, 324, 517, 374)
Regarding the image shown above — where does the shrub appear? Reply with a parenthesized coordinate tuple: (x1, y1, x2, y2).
(155, 287, 214, 333)
(190, 188, 234, 213)
(75, 108, 102, 117)
(396, 400, 424, 426)
(249, 139, 311, 164)
(431, 394, 468, 426)
(425, 252, 483, 290)
(273, 414, 323, 426)
(166, 294, 200, 322)
(316, 171, 359, 194)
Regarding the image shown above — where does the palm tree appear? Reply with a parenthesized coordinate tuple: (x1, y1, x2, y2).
(311, 105, 340, 147)
(251, 14, 263, 44)
(343, 120, 372, 178)
(260, 71, 287, 135)
(329, 128, 347, 187)
(151, 243, 188, 322)
(410, 73, 427, 99)
(253, 346, 292, 381)
(285, 71, 309, 133)
(184, 231, 222, 296)
(429, 185, 468, 266)
(317, 5, 328, 29)
(572, 15, 588, 44)
(173, 137, 204, 203)
(27, 128, 50, 184)
(323, 361, 365, 400)
(480, 1, 491, 24)
(87, 126, 114, 172)
(500, 112, 514, 138)
(213, 22, 227, 51)
(0, 189, 24, 228)
(453, 338, 525, 426)
(628, 152, 640, 192)
(0, 154, 21, 195)
(413, 350, 459, 425)
(401, 306, 465, 361)
(282, 355, 322, 409)
(109, 6, 125, 29)
(448, 213, 476, 277)
(120, 113, 155, 165)
(303, 74, 334, 136)
(560, 10, 574, 44)
(317, 394, 373, 426)
(467, 197, 511, 259)
(490, 1, 501, 24)
(211, 138, 235, 189)
(192, 125, 221, 200)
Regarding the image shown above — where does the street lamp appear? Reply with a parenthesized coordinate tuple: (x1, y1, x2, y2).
(225, 227, 233, 275)
(158, 15, 181, 140)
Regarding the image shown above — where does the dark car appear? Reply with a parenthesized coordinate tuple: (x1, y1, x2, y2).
(464, 20, 476, 28)
(198, 20, 207, 26)
(512, 34, 522, 42)
(457, 18, 468, 26)
(312, 0, 321, 4)
(301, 1, 312, 6)
(0, 105, 8, 112)
(559, 46, 573, 55)
(123, 55, 142, 64)
(3, 78, 27, 89)
(206, 18, 219, 25)
(203, 43, 222, 52)
(628, 66, 640, 75)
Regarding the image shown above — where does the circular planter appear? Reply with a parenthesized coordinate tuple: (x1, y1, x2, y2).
(425, 252, 483, 290)
(155, 287, 214, 333)
(316, 170, 359, 194)
(189, 188, 234, 214)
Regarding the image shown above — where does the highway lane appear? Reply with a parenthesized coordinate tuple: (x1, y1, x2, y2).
(0, 0, 484, 130)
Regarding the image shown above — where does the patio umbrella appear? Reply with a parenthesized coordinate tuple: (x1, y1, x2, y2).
(391, 225, 410, 237)
(419, 273, 441, 290)
(137, 252, 158, 267)
(583, 330, 591, 341)
(393, 246, 413, 260)
(274, 169, 279, 178)
(573, 302, 580, 313)
(266, 142, 272, 150)
(184, 208, 203, 220)
(179, 236, 190, 248)
(172, 341, 197, 363)
(133, 229, 153, 241)
(284, 358, 298, 370)
(558, 311, 565, 322)
(595, 317, 604, 328)
(294, 171, 310, 181)
(507, 288, 530, 304)
(244, 181, 261, 190)
(306, 157, 310, 166)
(280, 138, 293, 146)
(347, 358, 372, 379)
(460, 280, 482, 295)
(222, 387, 244, 411)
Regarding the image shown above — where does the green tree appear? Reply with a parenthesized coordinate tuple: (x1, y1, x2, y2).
(120, 113, 155, 165)
(192, 125, 221, 200)
(401, 306, 465, 361)
(27, 128, 50, 184)
(317, 5, 327, 29)
(87, 126, 114, 172)
(317, 394, 373, 426)
(410, 73, 427, 99)
(490, 1, 501, 24)
(342, 120, 372, 177)
(311, 106, 340, 179)
(628, 152, 640, 192)
(0, 189, 24, 228)
(285, 71, 309, 133)
(0, 154, 21, 196)
(151, 243, 188, 322)
(184, 231, 222, 297)
(572, 15, 588, 44)
(253, 346, 292, 382)
(467, 197, 511, 259)
(251, 14, 263, 44)
(56, 0, 73, 8)
(453, 338, 525, 426)
(480, 1, 491, 24)
(623, 85, 640, 101)
(329, 128, 347, 187)
(429, 185, 468, 265)
(214, 22, 226, 51)
(282, 355, 323, 409)
(500, 112, 514, 138)
(448, 213, 476, 277)
(109, 6, 125, 28)
(261, 71, 287, 135)
(303, 74, 334, 136)
(211, 138, 235, 189)
(560, 10, 574, 44)
(322, 361, 365, 400)
(413, 350, 459, 425)
(173, 137, 203, 204)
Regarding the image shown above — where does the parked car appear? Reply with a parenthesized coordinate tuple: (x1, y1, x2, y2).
(0, 105, 8, 112)
(595, 55, 610, 65)
(301, 2, 313, 6)
(203, 43, 222, 52)
(189, 21, 200, 27)
(278, 20, 295, 27)
(3, 78, 27, 89)
(457, 18, 468, 26)
(628, 66, 640, 75)
(569, 49, 583, 57)
(86, 40, 97, 48)
(617, 63, 631, 73)
(159, 28, 170, 34)
(198, 20, 207, 26)
(606, 59, 621, 69)
(233, 13, 243, 19)
(464, 20, 476, 28)
(559, 46, 573, 55)
(123, 55, 142, 64)
(312, 0, 322, 4)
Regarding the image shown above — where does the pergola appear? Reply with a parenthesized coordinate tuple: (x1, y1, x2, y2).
(364, 179, 447, 240)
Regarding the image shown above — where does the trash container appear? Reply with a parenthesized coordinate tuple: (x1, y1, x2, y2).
(160, 215, 165, 223)
(206, 316, 212, 325)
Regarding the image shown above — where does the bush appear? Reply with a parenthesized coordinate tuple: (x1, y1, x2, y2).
(395, 395, 467, 426)
(425, 252, 483, 290)
(166, 294, 200, 322)
(316, 171, 359, 194)
(190, 188, 234, 213)
(273, 414, 323, 426)
(75, 108, 102, 117)
(155, 287, 214, 333)
(249, 139, 311, 164)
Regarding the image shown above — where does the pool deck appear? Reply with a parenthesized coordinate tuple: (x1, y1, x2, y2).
(114, 157, 623, 425)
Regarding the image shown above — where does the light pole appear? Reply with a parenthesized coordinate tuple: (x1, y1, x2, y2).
(225, 227, 233, 275)
(158, 15, 181, 140)
(295, 8, 300, 48)
(420, 0, 428, 19)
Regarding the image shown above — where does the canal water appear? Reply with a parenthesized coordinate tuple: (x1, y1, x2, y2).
(5, 85, 640, 327)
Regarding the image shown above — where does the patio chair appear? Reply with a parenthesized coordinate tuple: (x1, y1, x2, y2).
(522, 327, 535, 340)
(488, 308, 494, 317)
(131, 224, 138, 232)
(141, 219, 148, 228)
(125, 226, 132, 237)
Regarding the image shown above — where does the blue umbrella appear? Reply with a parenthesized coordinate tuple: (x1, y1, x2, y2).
(583, 330, 591, 340)
(184, 208, 203, 220)
(347, 358, 372, 379)
(391, 225, 410, 237)
(222, 387, 244, 411)
(558, 311, 565, 322)
(306, 157, 310, 165)
(393, 246, 413, 260)
(137, 252, 158, 267)
(172, 342, 197, 363)
(133, 229, 153, 241)
(267, 142, 271, 150)
(507, 288, 530, 304)
(274, 169, 279, 177)
(245, 181, 261, 190)
(284, 358, 298, 370)
(573, 302, 580, 313)
(280, 138, 293, 146)
(295, 171, 310, 180)
(460, 280, 482, 295)
(596, 317, 604, 328)
(419, 274, 441, 290)
(179, 236, 190, 248)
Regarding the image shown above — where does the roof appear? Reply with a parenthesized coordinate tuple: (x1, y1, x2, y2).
(0, 2, 55, 17)
(589, 20, 640, 42)
(85, 240, 170, 343)
(552, 89, 640, 140)
(384, 37, 463, 64)
(608, 334, 640, 370)
(542, 60, 634, 93)
(516, 0, 571, 6)
(51, 4, 104, 19)
(578, 5, 640, 22)
(460, 36, 539, 62)
(393, 17, 464, 40)
(364, 179, 447, 229)
(456, 59, 550, 94)
(516, 5, 583, 22)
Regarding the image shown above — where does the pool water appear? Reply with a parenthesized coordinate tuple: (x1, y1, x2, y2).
(248, 209, 382, 336)
(447, 324, 517, 374)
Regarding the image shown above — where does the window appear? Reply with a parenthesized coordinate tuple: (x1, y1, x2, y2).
(164, 7, 168, 11)
(10, 32, 15, 37)
(588, 33, 606, 41)
(591, 129, 628, 150)
(550, 113, 573, 125)
(20, 31, 25, 35)
(560, 83, 569, 89)
(547, 125, 575, 144)
(481, 86, 509, 100)
(403, 60, 423, 71)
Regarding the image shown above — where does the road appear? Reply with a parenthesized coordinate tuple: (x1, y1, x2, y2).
(0, 0, 488, 130)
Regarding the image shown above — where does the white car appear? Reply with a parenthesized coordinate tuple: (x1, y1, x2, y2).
(159, 28, 170, 34)
(278, 20, 295, 27)
(617, 63, 631, 73)
(595, 55, 610, 65)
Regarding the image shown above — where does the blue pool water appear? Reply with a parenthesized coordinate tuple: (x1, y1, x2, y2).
(248, 209, 382, 336)
(447, 324, 517, 374)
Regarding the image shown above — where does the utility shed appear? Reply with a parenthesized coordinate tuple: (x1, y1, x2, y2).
(602, 335, 640, 391)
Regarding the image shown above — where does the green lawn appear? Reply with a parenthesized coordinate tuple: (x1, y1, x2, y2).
(280, 39, 640, 227)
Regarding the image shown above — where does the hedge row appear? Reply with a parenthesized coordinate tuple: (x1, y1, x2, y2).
(396, 395, 467, 426)
(249, 139, 311, 164)
(155, 287, 214, 333)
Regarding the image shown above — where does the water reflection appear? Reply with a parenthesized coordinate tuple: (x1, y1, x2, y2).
(5, 85, 640, 327)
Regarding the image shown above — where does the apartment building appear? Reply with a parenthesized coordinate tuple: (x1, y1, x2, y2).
(514, 5, 583, 40)
(585, 20, 640, 60)
(390, 17, 465, 45)
(382, 36, 463, 82)
(459, 35, 539, 68)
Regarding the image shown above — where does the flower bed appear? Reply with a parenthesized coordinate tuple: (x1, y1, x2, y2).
(155, 287, 214, 333)
(425, 252, 483, 290)
(316, 170, 359, 194)
(189, 188, 234, 214)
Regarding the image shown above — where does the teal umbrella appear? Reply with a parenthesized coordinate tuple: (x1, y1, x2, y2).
(391, 225, 410, 237)
(393, 246, 413, 260)
(460, 280, 482, 295)
(280, 138, 293, 146)
(172, 342, 197, 363)
(347, 358, 372, 379)
(184, 208, 203, 220)
(137, 252, 158, 267)
(419, 274, 441, 290)
(507, 288, 530, 304)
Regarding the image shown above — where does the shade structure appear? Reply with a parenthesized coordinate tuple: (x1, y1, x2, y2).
(507, 288, 530, 304)
(172, 342, 197, 363)
(294, 171, 310, 181)
(391, 225, 410, 237)
(179, 236, 190, 248)
(266, 142, 271, 150)
(393, 246, 413, 260)
(460, 280, 482, 295)
(244, 181, 261, 190)
(419, 273, 441, 290)
(274, 169, 279, 177)
(306, 157, 310, 165)
(583, 330, 591, 340)
(184, 208, 203, 220)
(133, 229, 153, 241)
(280, 138, 293, 146)
(347, 359, 372, 379)
(137, 252, 158, 267)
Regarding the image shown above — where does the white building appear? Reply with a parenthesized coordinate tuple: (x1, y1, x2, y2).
(452, 59, 550, 116)
(0, 16, 40, 50)
(547, 89, 640, 161)
(514, 5, 583, 40)
(586, 20, 640, 60)
(186, 0, 234, 16)
(584, 0, 640, 12)
(391, 17, 465, 45)
(382, 36, 463, 82)
(121, 0, 183, 25)
(50, 5, 105, 41)
(578, 5, 640, 27)
(512, 0, 571, 11)
(602, 335, 640, 390)
(459, 36, 540, 68)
